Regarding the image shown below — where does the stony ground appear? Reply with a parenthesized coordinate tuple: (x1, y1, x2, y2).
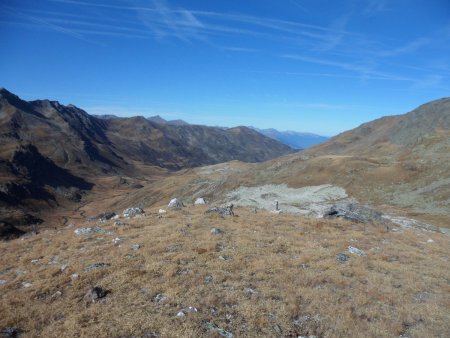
(1, 205, 449, 338)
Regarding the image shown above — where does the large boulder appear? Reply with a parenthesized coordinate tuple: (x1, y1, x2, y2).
(123, 207, 144, 218)
(194, 197, 206, 205)
(168, 198, 184, 208)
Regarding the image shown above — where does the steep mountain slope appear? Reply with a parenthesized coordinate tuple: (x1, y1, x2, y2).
(105, 118, 294, 170)
(307, 98, 450, 156)
(252, 127, 329, 149)
(0, 88, 293, 229)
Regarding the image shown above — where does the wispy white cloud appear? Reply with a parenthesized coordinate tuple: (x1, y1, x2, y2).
(220, 46, 261, 53)
(282, 54, 412, 81)
(378, 38, 430, 57)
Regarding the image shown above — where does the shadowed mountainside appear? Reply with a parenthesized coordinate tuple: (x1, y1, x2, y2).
(0, 88, 293, 230)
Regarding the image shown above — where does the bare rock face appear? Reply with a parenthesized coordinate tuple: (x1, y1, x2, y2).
(324, 202, 385, 224)
(0, 221, 25, 240)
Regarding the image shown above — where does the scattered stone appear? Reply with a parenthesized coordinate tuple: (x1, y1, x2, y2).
(71, 273, 79, 280)
(152, 293, 167, 303)
(336, 253, 350, 263)
(203, 321, 233, 338)
(219, 255, 232, 261)
(88, 212, 116, 222)
(427, 239, 434, 243)
(60, 264, 68, 272)
(21, 282, 32, 288)
(142, 331, 160, 338)
(84, 262, 111, 272)
(114, 221, 126, 226)
(215, 243, 225, 252)
(168, 198, 184, 208)
(348, 246, 367, 257)
(158, 209, 166, 214)
(84, 286, 109, 303)
(66, 223, 75, 228)
(123, 207, 144, 218)
(48, 256, 60, 265)
(194, 197, 206, 205)
(270, 210, 282, 214)
(211, 228, 224, 235)
(51, 291, 62, 299)
(0, 327, 23, 338)
(0, 280, 7, 286)
(204, 275, 213, 284)
(74, 227, 114, 235)
(166, 244, 182, 252)
(30, 259, 41, 265)
(131, 244, 140, 251)
(206, 204, 234, 216)
(272, 324, 282, 334)
(74, 227, 94, 235)
(414, 291, 432, 302)
(245, 287, 257, 295)
(112, 237, 127, 245)
(176, 306, 197, 317)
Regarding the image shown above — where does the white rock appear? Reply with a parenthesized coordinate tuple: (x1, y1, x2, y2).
(22, 282, 32, 288)
(194, 197, 206, 205)
(51, 291, 62, 299)
(74, 227, 93, 235)
(112, 237, 127, 244)
(0, 280, 7, 285)
(158, 209, 166, 214)
(348, 246, 367, 257)
(71, 273, 79, 280)
(123, 207, 144, 218)
(177, 306, 198, 317)
(168, 198, 184, 208)
(427, 239, 434, 243)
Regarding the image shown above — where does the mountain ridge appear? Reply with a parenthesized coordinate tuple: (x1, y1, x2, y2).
(250, 126, 329, 149)
(0, 88, 294, 227)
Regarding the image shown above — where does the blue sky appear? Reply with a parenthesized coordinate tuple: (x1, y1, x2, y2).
(1, 0, 449, 136)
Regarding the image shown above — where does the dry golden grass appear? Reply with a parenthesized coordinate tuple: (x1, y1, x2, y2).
(1, 206, 449, 337)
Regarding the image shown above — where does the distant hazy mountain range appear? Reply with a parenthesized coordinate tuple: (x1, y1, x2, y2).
(250, 127, 329, 149)
(94, 114, 190, 126)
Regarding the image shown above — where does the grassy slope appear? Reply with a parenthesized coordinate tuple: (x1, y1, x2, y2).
(1, 206, 449, 337)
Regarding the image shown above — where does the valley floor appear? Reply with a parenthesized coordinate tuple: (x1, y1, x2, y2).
(0, 206, 449, 337)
